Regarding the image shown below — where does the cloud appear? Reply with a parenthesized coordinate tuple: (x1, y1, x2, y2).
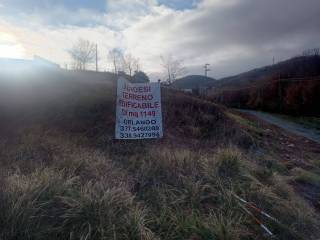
(0, 19, 121, 70)
(0, 31, 26, 58)
(124, 0, 320, 77)
(0, 0, 320, 79)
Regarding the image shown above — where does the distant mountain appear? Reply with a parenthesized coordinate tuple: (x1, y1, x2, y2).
(171, 75, 216, 89)
(216, 55, 320, 89)
(170, 56, 320, 91)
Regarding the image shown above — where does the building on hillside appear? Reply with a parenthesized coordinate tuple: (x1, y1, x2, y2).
(180, 87, 212, 96)
(198, 87, 210, 96)
(182, 89, 193, 93)
(205, 86, 216, 96)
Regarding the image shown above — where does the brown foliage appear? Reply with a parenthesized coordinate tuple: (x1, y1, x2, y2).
(213, 76, 320, 117)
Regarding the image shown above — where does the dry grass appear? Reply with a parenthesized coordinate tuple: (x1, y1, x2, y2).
(0, 71, 319, 239)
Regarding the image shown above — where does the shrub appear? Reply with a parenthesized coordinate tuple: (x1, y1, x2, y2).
(215, 148, 243, 179)
(207, 211, 244, 240)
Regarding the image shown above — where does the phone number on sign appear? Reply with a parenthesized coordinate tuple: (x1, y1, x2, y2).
(120, 126, 160, 132)
(119, 132, 160, 139)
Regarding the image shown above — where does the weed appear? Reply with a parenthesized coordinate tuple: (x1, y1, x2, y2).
(214, 148, 243, 179)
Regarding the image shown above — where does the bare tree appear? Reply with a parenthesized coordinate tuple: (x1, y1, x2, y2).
(108, 48, 124, 74)
(161, 55, 186, 84)
(134, 58, 141, 72)
(108, 49, 142, 76)
(122, 54, 140, 76)
(68, 39, 96, 70)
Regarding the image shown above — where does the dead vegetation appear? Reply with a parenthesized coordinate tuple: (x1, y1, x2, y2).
(0, 71, 319, 239)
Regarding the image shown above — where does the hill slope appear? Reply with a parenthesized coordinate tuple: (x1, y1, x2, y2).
(171, 75, 216, 89)
(216, 55, 320, 89)
(0, 68, 319, 240)
(210, 55, 320, 116)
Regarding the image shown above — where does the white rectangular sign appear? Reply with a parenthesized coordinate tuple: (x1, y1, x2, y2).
(115, 77, 163, 139)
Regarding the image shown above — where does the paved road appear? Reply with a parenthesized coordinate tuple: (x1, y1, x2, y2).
(237, 109, 320, 144)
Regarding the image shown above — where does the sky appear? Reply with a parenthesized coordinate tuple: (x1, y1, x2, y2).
(0, 0, 320, 80)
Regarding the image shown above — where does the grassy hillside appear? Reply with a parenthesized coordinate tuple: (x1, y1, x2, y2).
(210, 56, 320, 116)
(0, 69, 319, 240)
(216, 55, 320, 89)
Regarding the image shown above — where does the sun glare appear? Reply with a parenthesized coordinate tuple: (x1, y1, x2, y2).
(0, 32, 25, 59)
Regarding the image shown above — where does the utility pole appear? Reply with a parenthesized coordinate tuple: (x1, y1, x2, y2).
(204, 64, 211, 77)
(95, 44, 98, 72)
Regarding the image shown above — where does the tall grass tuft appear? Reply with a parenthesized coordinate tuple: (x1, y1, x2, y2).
(0, 168, 155, 240)
(214, 148, 244, 180)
